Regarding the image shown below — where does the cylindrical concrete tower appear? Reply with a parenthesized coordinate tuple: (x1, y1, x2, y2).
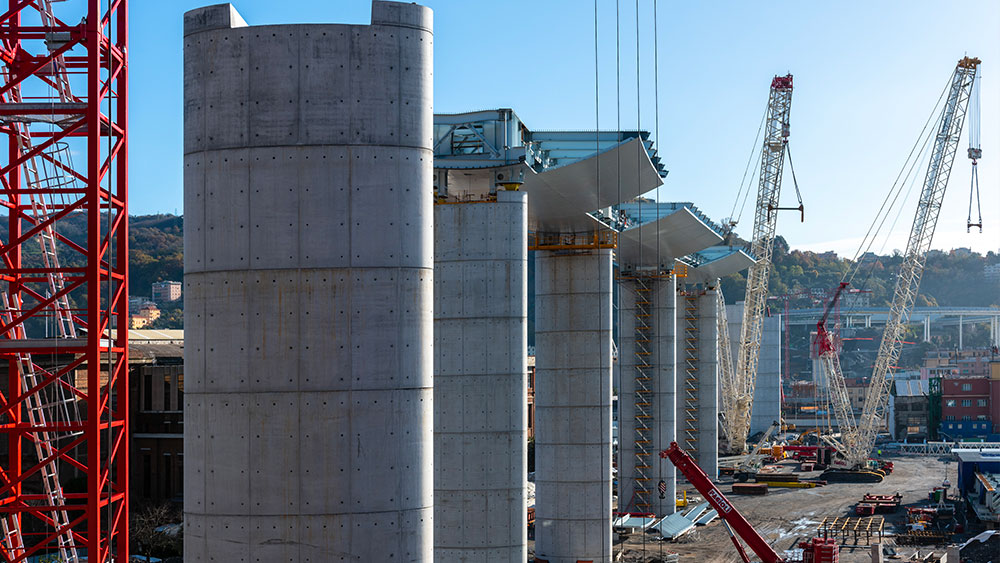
(183, 2, 433, 561)
(434, 190, 528, 561)
(534, 249, 613, 563)
(697, 285, 720, 478)
(651, 274, 677, 515)
(617, 273, 676, 518)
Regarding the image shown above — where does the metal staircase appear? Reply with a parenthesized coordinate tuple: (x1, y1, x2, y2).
(1, 295, 78, 562)
(632, 277, 654, 511)
(682, 292, 700, 452)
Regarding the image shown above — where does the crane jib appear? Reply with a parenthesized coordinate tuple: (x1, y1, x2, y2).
(820, 57, 981, 471)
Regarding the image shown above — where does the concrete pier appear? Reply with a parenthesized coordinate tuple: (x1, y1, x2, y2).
(697, 285, 720, 477)
(183, 2, 434, 560)
(434, 190, 528, 561)
(618, 273, 676, 517)
(727, 301, 783, 436)
(534, 249, 614, 563)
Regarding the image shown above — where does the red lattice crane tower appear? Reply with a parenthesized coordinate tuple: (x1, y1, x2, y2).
(0, 1, 128, 561)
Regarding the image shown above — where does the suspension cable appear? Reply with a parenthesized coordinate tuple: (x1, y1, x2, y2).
(652, 1, 665, 556)
(784, 144, 804, 211)
(633, 0, 646, 555)
(595, 0, 608, 559)
(730, 105, 768, 229)
(848, 95, 938, 288)
(843, 72, 951, 284)
(967, 65, 982, 233)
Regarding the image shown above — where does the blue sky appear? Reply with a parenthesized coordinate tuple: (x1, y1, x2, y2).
(131, 0, 1000, 255)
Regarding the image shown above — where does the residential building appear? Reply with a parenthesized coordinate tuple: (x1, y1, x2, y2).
(939, 375, 995, 438)
(925, 347, 997, 378)
(130, 303, 160, 329)
(842, 292, 870, 309)
(151, 280, 182, 303)
(985, 262, 1000, 281)
(845, 378, 869, 411)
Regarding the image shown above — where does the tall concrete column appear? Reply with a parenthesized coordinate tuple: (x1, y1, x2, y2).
(535, 249, 613, 563)
(652, 274, 677, 514)
(617, 279, 640, 510)
(697, 286, 719, 479)
(183, 2, 434, 561)
(434, 190, 528, 561)
(618, 273, 676, 517)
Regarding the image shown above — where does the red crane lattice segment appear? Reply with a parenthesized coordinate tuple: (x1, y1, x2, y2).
(660, 442, 783, 563)
(0, 1, 128, 561)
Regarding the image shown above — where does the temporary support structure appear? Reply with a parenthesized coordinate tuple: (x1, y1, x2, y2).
(0, 1, 129, 561)
(632, 276, 654, 511)
(681, 292, 700, 453)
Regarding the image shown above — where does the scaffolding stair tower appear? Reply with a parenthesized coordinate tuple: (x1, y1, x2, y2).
(632, 277, 654, 511)
(682, 292, 700, 454)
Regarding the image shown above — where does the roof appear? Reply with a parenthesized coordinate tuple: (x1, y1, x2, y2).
(130, 343, 184, 361)
(617, 207, 723, 266)
(521, 137, 662, 232)
(682, 246, 756, 283)
(109, 329, 184, 344)
(954, 449, 1000, 463)
(894, 379, 929, 397)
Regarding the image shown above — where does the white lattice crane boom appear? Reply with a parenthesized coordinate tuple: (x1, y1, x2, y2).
(722, 74, 797, 453)
(820, 57, 981, 470)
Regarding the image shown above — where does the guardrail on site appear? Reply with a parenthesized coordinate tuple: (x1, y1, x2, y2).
(890, 441, 1000, 455)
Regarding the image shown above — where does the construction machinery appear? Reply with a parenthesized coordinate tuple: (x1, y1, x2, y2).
(816, 57, 981, 482)
(734, 421, 780, 482)
(661, 442, 836, 563)
(720, 74, 803, 454)
(0, 1, 130, 560)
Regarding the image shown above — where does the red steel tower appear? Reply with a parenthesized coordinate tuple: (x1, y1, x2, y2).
(0, 0, 128, 561)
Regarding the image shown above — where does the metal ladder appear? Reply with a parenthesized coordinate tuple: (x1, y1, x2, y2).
(1, 295, 78, 562)
(632, 277, 654, 512)
(682, 292, 700, 452)
(0, 515, 25, 560)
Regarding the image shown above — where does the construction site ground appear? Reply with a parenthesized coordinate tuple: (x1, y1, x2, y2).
(529, 455, 978, 563)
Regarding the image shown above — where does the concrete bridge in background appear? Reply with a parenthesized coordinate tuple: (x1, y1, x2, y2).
(782, 306, 1000, 348)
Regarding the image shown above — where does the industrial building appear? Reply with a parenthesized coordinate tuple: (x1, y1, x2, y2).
(889, 378, 931, 441)
(955, 449, 1000, 526)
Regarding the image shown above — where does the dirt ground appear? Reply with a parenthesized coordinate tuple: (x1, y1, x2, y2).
(529, 455, 982, 563)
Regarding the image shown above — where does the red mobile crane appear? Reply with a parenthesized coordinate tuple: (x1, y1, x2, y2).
(661, 442, 838, 563)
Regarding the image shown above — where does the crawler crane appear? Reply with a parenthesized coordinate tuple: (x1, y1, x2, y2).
(816, 57, 981, 482)
(721, 74, 803, 454)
